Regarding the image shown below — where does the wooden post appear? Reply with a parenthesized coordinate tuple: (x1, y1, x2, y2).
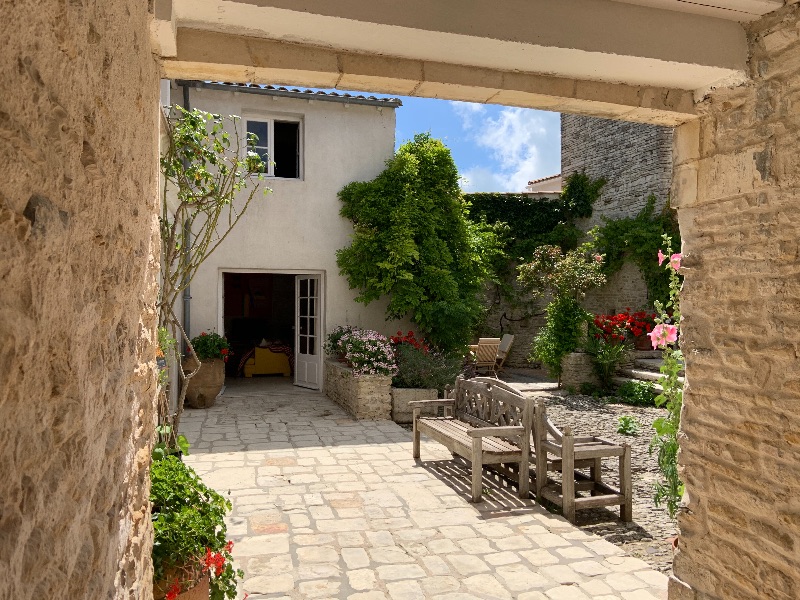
(591, 457, 602, 496)
(620, 443, 632, 522)
(471, 437, 483, 503)
(561, 427, 575, 522)
(518, 400, 533, 499)
(534, 401, 547, 498)
(412, 407, 421, 459)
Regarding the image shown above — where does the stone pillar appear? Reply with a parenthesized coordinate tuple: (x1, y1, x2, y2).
(1, 2, 159, 599)
(670, 5, 800, 599)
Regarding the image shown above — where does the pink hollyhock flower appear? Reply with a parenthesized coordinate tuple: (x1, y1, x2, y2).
(670, 253, 682, 271)
(658, 249, 666, 266)
(649, 324, 678, 349)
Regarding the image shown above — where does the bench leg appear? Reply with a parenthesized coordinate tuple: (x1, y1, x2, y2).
(590, 457, 602, 496)
(518, 457, 530, 499)
(620, 444, 632, 522)
(562, 434, 576, 523)
(412, 408, 420, 459)
(471, 437, 483, 503)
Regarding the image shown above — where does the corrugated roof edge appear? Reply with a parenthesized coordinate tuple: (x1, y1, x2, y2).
(175, 80, 403, 108)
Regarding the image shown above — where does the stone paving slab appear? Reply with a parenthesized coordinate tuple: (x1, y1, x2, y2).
(182, 379, 668, 600)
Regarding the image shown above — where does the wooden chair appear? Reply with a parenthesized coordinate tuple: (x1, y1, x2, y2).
(533, 402, 632, 522)
(468, 337, 501, 374)
(495, 334, 514, 373)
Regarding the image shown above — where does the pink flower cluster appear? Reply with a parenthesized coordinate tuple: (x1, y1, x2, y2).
(658, 249, 682, 271)
(339, 328, 398, 377)
(648, 323, 678, 349)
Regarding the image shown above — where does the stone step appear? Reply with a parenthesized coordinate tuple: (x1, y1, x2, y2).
(631, 358, 685, 376)
(632, 350, 662, 359)
(618, 368, 686, 385)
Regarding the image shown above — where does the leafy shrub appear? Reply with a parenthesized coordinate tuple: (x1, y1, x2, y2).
(530, 296, 591, 379)
(584, 332, 630, 393)
(336, 134, 503, 351)
(150, 456, 242, 599)
(579, 382, 601, 397)
(392, 343, 463, 391)
(616, 380, 656, 406)
(337, 328, 397, 377)
(617, 415, 640, 436)
(189, 331, 231, 362)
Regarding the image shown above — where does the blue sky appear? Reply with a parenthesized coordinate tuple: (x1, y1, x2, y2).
(316, 88, 562, 192)
(394, 97, 561, 193)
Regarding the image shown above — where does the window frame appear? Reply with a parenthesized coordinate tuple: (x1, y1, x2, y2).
(244, 115, 304, 180)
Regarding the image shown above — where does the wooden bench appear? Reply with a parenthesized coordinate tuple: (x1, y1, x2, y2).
(533, 401, 632, 522)
(410, 377, 534, 502)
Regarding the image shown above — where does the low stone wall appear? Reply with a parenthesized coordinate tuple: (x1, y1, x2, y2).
(390, 387, 438, 423)
(324, 360, 392, 420)
(560, 352, 599, 389)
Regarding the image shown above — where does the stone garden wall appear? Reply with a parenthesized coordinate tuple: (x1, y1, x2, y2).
(324, 360, 392, 420)
(670, 5, 800, 599)
(0, 2, 159, 598)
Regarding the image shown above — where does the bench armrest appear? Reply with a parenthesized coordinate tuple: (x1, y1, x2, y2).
(408, 399, 454, 407)
(468, 425, 525, 438)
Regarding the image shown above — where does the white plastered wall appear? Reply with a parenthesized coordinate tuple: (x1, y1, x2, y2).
(182, 84, 413, 362)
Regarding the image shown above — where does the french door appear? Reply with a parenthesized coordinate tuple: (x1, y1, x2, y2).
(295, 275, 321, 389)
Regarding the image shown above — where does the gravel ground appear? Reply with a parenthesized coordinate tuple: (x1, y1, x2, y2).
(539, 391, 677, 574)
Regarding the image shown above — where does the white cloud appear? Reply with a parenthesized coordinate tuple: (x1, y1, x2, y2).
(453, 104, 560, 192)
(450, 101, 487, 130)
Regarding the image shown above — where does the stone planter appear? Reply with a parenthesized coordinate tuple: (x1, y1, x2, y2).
(634, 334, 653, 351)
(390, 387, 438, 424)
(560, 352, 600, 389)
(154, 573, 209, 600)
(184, 356, 225, 409)
(324, 359, 391, 420)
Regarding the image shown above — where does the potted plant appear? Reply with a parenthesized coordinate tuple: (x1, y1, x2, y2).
(184, 332, 231, 409)
(150, 455, 242, 600)
(389, 331, 462, 423)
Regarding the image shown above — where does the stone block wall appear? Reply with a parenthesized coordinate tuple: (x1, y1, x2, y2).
(560, 352, 599, 390)
(670, 5, 800, 600)
(1, 2, 158, 599)
(390, 387, 438, 424)
(324, 360, 392, 420)
(562, 113, 674, 231)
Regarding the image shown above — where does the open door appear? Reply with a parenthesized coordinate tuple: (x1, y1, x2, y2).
(295, 275, 321, 389)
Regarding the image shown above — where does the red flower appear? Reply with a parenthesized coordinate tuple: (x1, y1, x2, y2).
(165, 580, 181, 600)
(203, 547, 227, 577)
(221, 348, 229, 355)
(225, 540, 234, 553)
(200, 332, 207, 336)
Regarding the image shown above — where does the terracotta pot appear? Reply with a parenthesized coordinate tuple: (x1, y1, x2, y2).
(154, 573, 209, 600)
(184, 357, 225, 409)
(633, 334, 653, 351)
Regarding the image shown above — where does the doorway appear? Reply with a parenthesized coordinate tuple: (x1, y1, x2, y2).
(222, 271, 323, 389)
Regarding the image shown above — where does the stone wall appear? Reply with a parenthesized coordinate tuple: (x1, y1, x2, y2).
(324, 360, 392, 420)
(562, 113, 674, 231)
(560, 353, 599, 390)
(670, 5, 800, 600)
(1, 3, 158, 599)
(390, 387, 438, 424)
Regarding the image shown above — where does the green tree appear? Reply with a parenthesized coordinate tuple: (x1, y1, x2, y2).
(336, 134, 502, 351)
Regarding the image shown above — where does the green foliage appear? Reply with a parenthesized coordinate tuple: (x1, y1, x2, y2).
(584, 334, 630, 393)
(560, 172, 606, 219)
(189, 332, 231, 361)
(649, 235, 684, 519)
(336, 134, 503, 350)
(150, 456, 242, 599)
(594, 195, 680, 306)
(517, 241, 606, 304)
(530, 296, 592, 379)
(615, 380, 656, 406)
(392, 344, 463, 392)
(152, 424, 190, 461)
(617, 415, 640, 436)
(157, 327, 177, 387)
(579, 381, 601, 396)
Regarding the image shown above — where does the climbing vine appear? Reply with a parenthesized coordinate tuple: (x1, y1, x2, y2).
(336, 133, 503, 351)
(593, 195, 680, 307)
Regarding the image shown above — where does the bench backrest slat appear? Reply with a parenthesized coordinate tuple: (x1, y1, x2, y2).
(453, 378, 531, 434)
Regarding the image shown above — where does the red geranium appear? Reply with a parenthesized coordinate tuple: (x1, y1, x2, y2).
(594, 310, 656, 344)
(389, 330, 430, 354)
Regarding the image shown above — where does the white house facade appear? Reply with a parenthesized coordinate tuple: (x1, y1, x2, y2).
(174, 80, 411, 390)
